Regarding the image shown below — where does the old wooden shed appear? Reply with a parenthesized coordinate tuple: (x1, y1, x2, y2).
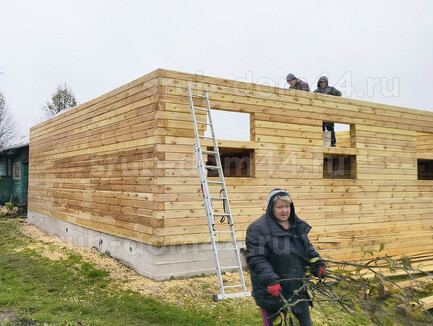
(0, 142, 29, 207)
(28, 69, 433, 280)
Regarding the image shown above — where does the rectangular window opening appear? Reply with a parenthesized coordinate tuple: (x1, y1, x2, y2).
(204, 110, 251, 141)
(418, 159, 433, 180)
(206, 147, 254, 178)
(323, 122, 354, 148)
(323, 154, 356, 179)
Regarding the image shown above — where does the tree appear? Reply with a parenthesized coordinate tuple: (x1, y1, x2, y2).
(42, 83, 78, 119)
(0, 90, 18, 149)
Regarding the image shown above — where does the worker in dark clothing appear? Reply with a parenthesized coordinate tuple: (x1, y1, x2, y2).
(286, 73, 310, 92)
(314, 76, 341, 96)
(246, 189, 325, 326)
(314, 76, 341, 147)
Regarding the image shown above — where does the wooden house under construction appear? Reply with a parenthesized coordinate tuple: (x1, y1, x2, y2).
(28, 69, 433, 280)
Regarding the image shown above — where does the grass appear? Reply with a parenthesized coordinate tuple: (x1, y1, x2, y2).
(0, 218, 431, 325)
(0, 219, 260, 325)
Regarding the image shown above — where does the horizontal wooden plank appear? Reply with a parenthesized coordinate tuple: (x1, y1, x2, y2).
(256, 128, 322, 140)
(417, 152, 433, 160)
(420, 295, 433, 310)
(255, 120, 320, 132)
(322, 146, 359, 155)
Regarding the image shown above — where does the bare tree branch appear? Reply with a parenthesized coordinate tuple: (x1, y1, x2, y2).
(273, 249, 433, 325)
(0, 90, 18, 149)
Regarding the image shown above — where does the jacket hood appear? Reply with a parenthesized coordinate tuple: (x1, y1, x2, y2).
(317, 76, 328, 88)
(266, 189, 296, 224)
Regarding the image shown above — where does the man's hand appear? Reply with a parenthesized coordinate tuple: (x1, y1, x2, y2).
(267, 283, 282, 297)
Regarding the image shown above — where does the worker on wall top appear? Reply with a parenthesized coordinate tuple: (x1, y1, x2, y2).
(314, 76, 342, 147)
(286, 73, 310, 92)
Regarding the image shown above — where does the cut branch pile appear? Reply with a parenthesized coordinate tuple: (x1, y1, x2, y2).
(277, 245, 433, 325)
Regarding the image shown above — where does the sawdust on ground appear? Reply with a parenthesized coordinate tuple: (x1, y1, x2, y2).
(17, 221, 255, 310)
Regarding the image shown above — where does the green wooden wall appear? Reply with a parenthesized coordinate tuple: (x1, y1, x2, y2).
(0, 146, 28, 206)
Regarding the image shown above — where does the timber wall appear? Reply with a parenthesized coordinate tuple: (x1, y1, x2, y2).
(29, 71, 161, 244)
(29, 69, 433, 273)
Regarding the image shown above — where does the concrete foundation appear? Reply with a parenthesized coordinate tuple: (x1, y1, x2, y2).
(28, 211, 247, 281)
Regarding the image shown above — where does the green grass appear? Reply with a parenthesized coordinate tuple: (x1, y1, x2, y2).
(0, 219, 261, 325)
(0, 218, 431, 325)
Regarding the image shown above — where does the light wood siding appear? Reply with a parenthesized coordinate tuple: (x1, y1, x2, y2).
(335, 130, 351, 147)
(417, 131, 433, 152)
(29, 69, 433, 267)
(29, 71, 161, 243)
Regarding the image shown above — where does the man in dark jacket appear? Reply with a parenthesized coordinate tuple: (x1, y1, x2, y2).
(286, 73, 310, 92)
(246, 189, 324, 326)
(314, 76, 342, 147)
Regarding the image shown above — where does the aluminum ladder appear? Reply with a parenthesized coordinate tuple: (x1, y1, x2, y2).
(187, 86, 251, 301)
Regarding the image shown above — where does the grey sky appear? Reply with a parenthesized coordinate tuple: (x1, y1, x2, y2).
(1, 0, 432, 139)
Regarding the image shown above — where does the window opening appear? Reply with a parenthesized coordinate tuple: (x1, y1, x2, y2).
(323, 154, 356, 179)
(13, 162, 21, 180)
(204, 110, 251, 141)
(323, 122, 352, 148)
(418, 160, 433, 180)
(207, 147, 254, 178)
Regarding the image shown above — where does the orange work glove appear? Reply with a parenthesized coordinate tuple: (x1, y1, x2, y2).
(267, 283, 282, 297)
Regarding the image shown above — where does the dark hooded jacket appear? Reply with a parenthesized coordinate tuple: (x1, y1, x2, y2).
(246, 189, 322, 312)
(313, 76, 341, 96)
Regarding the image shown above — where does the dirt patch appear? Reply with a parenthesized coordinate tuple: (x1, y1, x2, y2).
(0, 309, 16, 322)
(19, 223, 254, 309)
(14, 243, 68, 261)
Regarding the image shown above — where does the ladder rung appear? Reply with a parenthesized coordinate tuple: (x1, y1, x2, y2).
(216, 247, 236, 251)
(210, 197, 227, 200)
(214, 292, 251, 301)
(196, 121, 211, 125)
(191, 93, 207, 98)
(204, 165, 220, 170)
(223, 285, 244, 289)
(202, 150, 218, 155)
(214, 231, 233, 234)
(199, 135, 215, 139)
(220, 266, 241, 270)
(207, 181, 223, 184)
(213, 213, 230, 216)
(194, 107, 208, 112)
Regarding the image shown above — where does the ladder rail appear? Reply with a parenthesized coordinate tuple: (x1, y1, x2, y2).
(190, 94, 226, 299)
(199, 89, 228, 297)
(203, 89, 247, 294)
(194, 144, 224, 278)
(187, 86, 250, 301)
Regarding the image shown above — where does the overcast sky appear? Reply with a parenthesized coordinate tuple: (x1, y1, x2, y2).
(1, 0, 432, 140)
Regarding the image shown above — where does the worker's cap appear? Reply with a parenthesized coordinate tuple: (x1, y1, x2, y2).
(286, 73, 296, 82)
